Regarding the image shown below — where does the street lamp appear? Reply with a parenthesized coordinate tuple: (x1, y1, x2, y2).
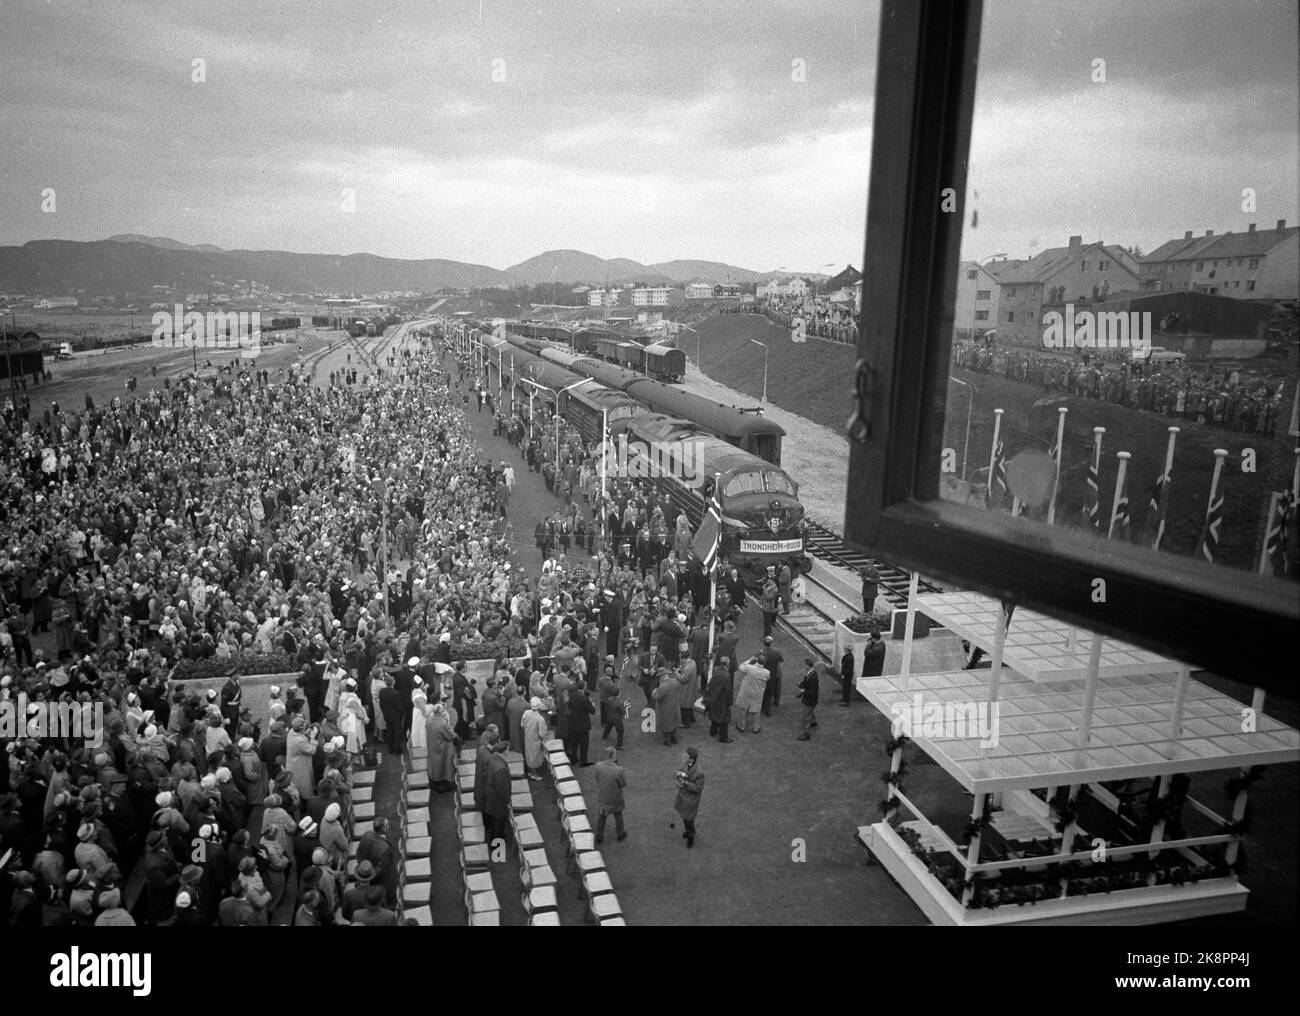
(679, 322, 699, 373)
(519, 377, 586, 475)
(749, 338, 768, 407)
(948, 375, 976, 480)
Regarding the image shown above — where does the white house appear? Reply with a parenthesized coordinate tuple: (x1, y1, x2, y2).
(684, 282, 715, 300)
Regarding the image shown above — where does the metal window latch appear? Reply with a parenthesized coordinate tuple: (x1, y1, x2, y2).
(847, 358, 872, 443)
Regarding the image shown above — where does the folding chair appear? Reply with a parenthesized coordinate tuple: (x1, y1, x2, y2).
(588, 892, 622, 924)
(522, 884, 558, 916)
(581, 870, 613, 900)
(460, 842, 490, 874)
(529, 911, 562, 926)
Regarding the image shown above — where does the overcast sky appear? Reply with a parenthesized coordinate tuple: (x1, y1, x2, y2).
(0, 0, 1295, 273)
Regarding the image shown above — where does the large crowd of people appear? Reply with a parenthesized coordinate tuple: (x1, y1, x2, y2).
(758, 295, 858, 344)
(951, 341, 1287, 434)
(0, 326, 797, 926)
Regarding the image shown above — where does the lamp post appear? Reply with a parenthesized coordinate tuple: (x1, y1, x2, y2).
(519, 377, 586, 475)
(948, 375, 976, 480)
(749, 337, 768, 407)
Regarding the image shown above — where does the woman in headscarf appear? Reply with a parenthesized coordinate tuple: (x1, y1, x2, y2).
(237, 736, 267, 807)
(257, 824, 290, 912)
(521, 697, 548, 781)
(318, 801, 349, 870)
(425, 702, 457, 793)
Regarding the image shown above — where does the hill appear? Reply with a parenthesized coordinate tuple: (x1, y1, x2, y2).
(0, 237, 817, 297)
(106, 234, 225, 253)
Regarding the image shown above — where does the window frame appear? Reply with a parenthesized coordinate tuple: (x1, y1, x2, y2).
(843, 0, 1297, 685)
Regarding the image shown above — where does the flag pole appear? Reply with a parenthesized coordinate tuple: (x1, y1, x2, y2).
(1107, 451, 1131, 539)
(1151, 426, 1179, 550)
(1198, 448, 1229, 561)
(1047, 406, 1068, 525)
(704, 472, 720, 668)
(985, 408, 1003, 509)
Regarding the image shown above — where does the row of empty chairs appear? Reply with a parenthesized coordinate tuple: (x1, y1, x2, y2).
(544, 738, 625, 925)
(399, 737, 434, 924)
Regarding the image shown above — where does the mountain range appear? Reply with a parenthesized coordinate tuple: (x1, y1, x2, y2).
(0, 236, 801, 297)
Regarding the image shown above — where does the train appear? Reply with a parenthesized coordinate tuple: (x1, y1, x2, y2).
(507, 321, 687, 382)
(455, 320, 807, 583)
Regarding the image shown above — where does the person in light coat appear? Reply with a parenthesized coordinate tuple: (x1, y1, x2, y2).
(337, 678, 369, 755)
(409, 689, 429, 751)
(734, 658, 770, 734)
(425, 703, 458, 792)
(285, 717, 319, 799)
(521, 698, 548, 779)
(651, 668, 681, 746)
(677, 657, 699, 729)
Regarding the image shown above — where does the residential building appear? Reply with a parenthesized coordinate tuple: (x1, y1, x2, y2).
(684, 282, 715, 300)
(34, 296, 78, 309)
(953, 258, 1021, 340)
(1140, 221, 1298, 301)
(991, 236, 1142, 347)
(756, 277, 810, 300)
(631, 286, 684, 307)
(588, 288, 621, 307)
(713, 283, 741, 299)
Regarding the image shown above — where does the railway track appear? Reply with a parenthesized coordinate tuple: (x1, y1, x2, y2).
(802, 520, 943, 611)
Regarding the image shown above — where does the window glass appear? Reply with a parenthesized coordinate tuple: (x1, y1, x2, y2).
(940, 0, 1298, 594)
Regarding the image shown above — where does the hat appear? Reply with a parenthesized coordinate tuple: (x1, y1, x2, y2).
(216, 767, 232, 783)
(146, 829, 167, 848)
(356, 860, 375, 881)
(311, 846, 328, 866)
(407, 656, 420, 667)
(200, 774, 218, 790)
(238, 737, 254, 751)
(77, 823, 96, 842)
(155, 791, 173, 808)
(764, 635, 773, 643)
(685, 746, 699, 759)
(529, 697, 543, 710)
(174, 890, 192, 909)
(180, 864, 202, 884)
(198, 824, 216, 840)
(324, 802, 341, 822)
(298, 817, 317, 836)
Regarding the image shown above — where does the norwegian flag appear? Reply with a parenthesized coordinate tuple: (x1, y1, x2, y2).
(1265, 490, 1295, 577)
(985, 440, 1008, 510)
(1082, 447, 1101, 532)
(691, 481, 724, 578)
(1109, 467, 1131, 541)
(1142, 468, 1172, 549)
(1197, 485, 1225, 563)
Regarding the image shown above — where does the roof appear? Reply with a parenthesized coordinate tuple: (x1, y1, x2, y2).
(993, 243, 1138, 285)
(856, 668, 1300, 794)
(622, 376, 786, 440)
(826, 265, 862, 291)
(916, 592, 1176, 681)
(1144, 224, 1298, 264)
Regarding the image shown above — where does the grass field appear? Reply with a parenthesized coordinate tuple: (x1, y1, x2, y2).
(693, 312, 1297, 572)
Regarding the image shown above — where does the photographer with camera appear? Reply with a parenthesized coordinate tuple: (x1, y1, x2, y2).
(673, 746, 704, 848)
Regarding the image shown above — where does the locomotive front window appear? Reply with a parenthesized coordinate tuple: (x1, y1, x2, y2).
(723, 472, 766, 497)
(763, 471, 796, 496)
